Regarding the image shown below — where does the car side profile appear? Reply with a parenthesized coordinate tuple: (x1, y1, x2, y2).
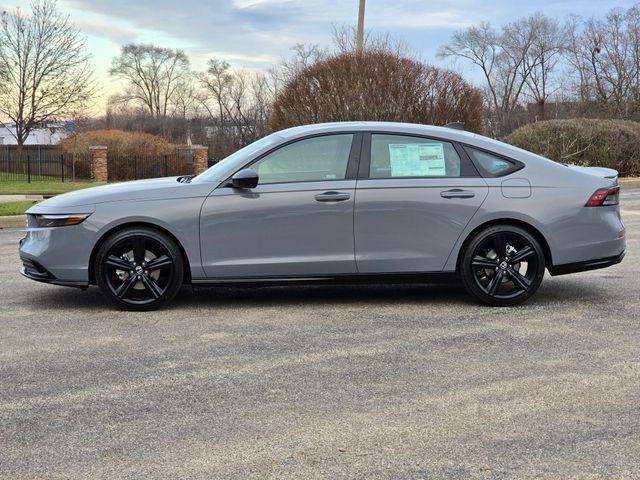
(19, 122, 626, 310)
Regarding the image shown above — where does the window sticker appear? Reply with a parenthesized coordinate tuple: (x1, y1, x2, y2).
(388, 143, 446, 177)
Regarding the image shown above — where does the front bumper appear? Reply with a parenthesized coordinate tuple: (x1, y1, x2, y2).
(19, 252, 88, 288)
(18, 220, 95, 286)
(548, 250, 626, 276)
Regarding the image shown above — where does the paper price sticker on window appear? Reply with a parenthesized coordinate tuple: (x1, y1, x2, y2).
(388, 143, 446, 177)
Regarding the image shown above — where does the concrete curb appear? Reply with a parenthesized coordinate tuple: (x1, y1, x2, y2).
(0, 195, 43, 202)
(620, 178, 640, 188)
(0, 215, 25, 229)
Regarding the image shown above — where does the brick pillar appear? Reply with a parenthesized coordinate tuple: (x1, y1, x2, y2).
(190, 145, 209, 175)
(89, 146, 108, 182)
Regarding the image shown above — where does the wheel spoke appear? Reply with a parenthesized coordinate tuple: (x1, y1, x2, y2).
(506, 268, 531, 291)
(510, 246, 534, 263)
(140, 275, 163, 299)
(132, 237, 146, 264)
(114, 274, 137, 298)
(485, 270, 503, 296)
(146, 255, 171, 270)
(472, 255, 498, 268)
(105, 255, 132, 271)
(492, 233, 507, 259)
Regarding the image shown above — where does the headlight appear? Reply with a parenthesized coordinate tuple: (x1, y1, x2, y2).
(29, 213, 92, 228)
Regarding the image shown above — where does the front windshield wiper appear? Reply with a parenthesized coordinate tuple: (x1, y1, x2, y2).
(176, 174, 196, 183)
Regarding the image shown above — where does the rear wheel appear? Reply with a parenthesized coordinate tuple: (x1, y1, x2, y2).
(95, 227, 184, 311)
(460, 225, 545, 306)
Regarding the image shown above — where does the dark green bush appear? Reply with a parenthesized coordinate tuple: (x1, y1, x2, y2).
(504, 119, 640, 177)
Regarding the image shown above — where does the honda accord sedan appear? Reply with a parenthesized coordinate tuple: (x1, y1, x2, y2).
(19, 122, 626, 310)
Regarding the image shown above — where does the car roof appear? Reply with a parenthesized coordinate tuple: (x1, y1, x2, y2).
(274, 121, 554, 167)
(275, 121, 477, 140)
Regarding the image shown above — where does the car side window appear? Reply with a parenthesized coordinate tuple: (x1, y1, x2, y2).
(252, 134, 354, 184)
(466, 148, 515, 176)
(369, 134, 461, 178)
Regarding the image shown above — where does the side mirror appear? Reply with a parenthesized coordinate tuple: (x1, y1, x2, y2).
(230, 168, 259, 189)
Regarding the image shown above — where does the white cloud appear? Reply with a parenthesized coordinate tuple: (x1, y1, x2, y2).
(74, 18, 140, 45)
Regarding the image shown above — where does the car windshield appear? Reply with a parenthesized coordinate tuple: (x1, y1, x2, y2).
(191, 134, 281, 183)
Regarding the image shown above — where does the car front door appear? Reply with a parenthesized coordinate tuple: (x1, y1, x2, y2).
(200, 133, 361, 278)
(354, 133, 489, 273)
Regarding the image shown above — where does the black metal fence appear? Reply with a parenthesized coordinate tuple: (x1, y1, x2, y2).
(0, 146, 194, 183)
(0, 146, 92, 182)
(107, 153, 194, 182)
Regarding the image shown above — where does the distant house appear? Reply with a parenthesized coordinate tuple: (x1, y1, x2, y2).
(0, 122, 70, 145)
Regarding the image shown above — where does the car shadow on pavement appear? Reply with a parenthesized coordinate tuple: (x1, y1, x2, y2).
(176, 278, 613, 310)
(185, 282, 475, 308)
(16, 276, 612, 312)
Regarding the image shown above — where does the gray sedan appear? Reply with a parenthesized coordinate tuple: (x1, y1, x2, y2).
(19, 122, 626, 310)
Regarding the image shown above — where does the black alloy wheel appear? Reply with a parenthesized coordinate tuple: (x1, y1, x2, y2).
(96, 227, 184, 310)
(461, 225, 545, 306)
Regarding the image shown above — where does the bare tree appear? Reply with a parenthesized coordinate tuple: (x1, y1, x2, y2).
(438, 22, 506, 134)
(198, 60, 272, 158)
(522, 14, 567, 120)
(626, 5, 640, 106)
(171, 72, 198, 119)
(198, 59, 233, 125)
(438, 14, 561, 135)
(109, 44, 190, 119)
(0, 0, 94, 145)
(269, 43, 326, 96)
(566, 7, 639, 118)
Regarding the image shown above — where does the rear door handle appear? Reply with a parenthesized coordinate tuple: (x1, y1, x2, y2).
(440, 189, 475, 199)
(315, 191, 351, 202)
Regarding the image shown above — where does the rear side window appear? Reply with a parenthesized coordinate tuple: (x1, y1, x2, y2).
(370, 134, 462, 178)
(466, 148, 518, 176)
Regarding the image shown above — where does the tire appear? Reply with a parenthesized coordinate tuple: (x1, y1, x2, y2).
(460, 224, 545, 307)
(95, 227, 184, 311)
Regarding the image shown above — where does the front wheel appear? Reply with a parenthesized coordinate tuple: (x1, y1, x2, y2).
(460, 225, 545, 306)
(95, 227, 184, 311)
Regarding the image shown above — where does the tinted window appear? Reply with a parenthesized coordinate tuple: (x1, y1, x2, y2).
(467, 148, 514, 176)
(370, 134, 461, 178)
(193, 134, 279, 183)
(252, 134, 353, 184)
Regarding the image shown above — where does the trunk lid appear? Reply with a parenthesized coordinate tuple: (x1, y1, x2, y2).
(566, 165, 618, 184)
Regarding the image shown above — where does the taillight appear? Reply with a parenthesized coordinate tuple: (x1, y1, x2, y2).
(585, 186, 619, 207)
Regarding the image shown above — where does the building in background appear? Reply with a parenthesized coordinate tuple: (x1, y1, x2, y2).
(0, 122, 70, 145)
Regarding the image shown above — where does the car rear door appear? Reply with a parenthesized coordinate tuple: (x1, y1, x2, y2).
(200, 133, 362, 278)
(354, 132, 489, 273)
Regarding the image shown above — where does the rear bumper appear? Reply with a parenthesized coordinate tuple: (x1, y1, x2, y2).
(548, 250, 626, 276)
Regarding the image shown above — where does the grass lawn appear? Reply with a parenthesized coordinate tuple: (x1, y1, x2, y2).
(0, 200, 39, 216)
(0, 180, 105, 195)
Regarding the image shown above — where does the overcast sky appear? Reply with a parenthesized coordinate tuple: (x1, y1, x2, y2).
(3, 0, 639, 110)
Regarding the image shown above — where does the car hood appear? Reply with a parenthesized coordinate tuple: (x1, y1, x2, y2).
(33, 177, 217, 209)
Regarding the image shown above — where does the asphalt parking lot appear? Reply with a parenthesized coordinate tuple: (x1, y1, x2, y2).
(1, 190, 639, 479)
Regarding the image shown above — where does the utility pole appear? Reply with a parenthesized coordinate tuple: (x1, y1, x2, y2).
(356, 0, 366, 54)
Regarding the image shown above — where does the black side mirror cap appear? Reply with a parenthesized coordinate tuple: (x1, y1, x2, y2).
(230, 168, 259, 189)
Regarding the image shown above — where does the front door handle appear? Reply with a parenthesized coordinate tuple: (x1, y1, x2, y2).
(315, 191, 351, 202)
(440, 189, 475, 199)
